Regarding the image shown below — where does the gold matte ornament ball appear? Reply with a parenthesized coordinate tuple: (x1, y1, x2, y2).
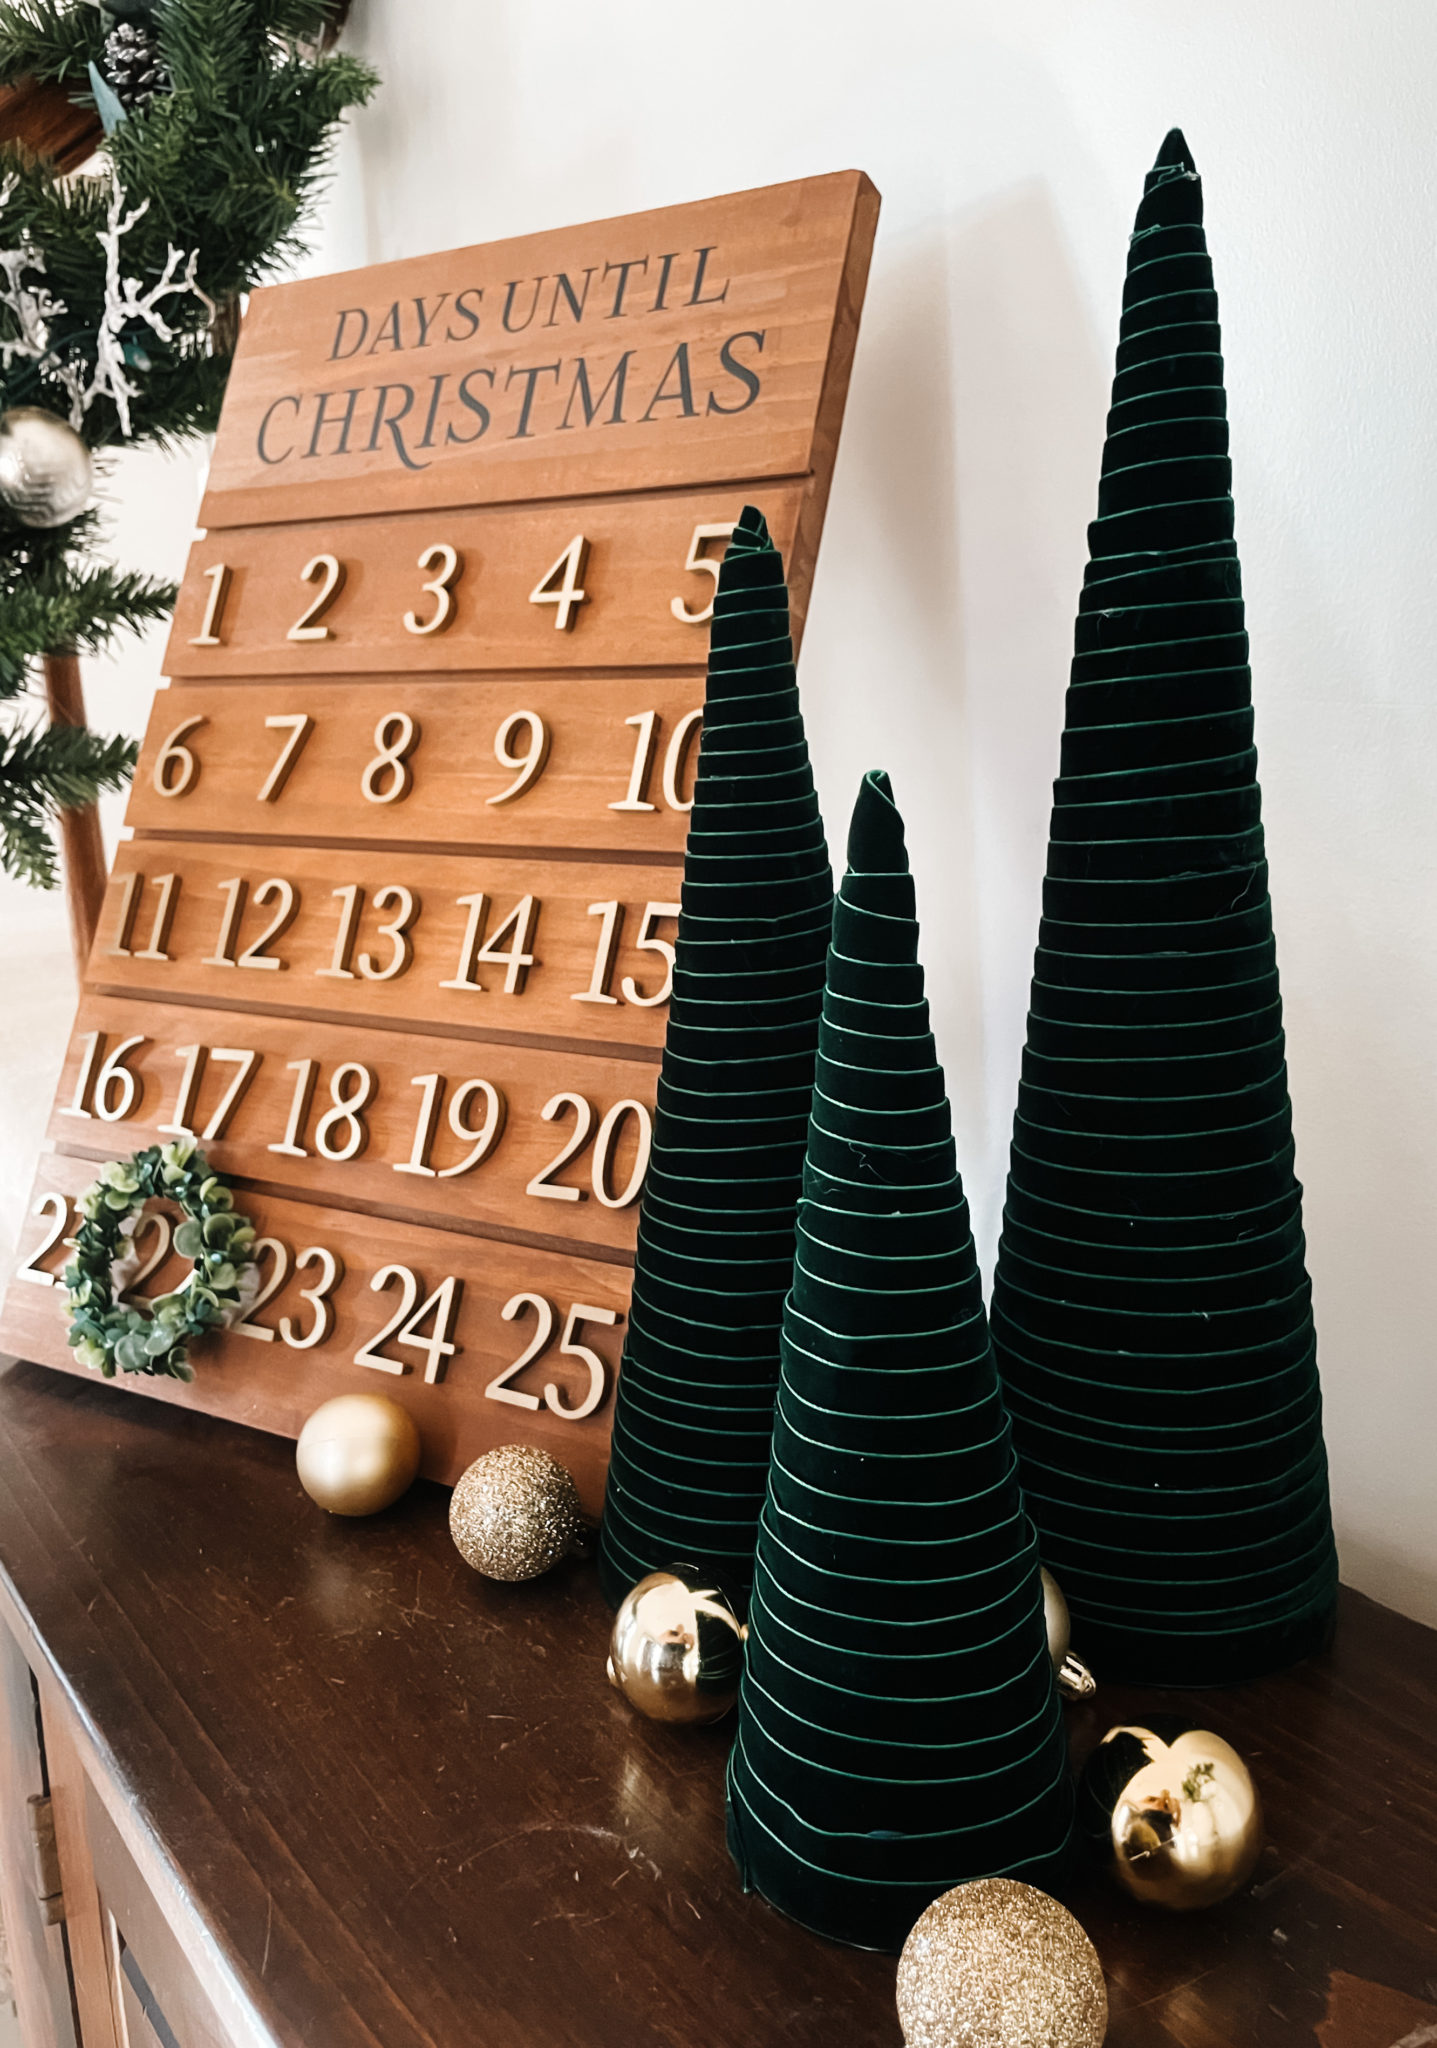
(0, 406, 94, 527)
(897, 1878, 1107, 2048)
(295, 1394, 421, 1517)
(607, 1566, 748, 1724)
(1078, 1720, 1262, 1911)
(449, 1445, 582, 1581)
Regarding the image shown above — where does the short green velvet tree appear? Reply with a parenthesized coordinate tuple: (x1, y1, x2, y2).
(727, 770, 1072, 1953)
(598, 507, 833, 1606)
(989, 130, 1337, 1687)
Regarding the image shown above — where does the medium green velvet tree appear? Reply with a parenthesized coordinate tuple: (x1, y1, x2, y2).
(727, 770, 1072, 1953)
(989, 130, 1337, 1687)
(598, 506, 833, 1606)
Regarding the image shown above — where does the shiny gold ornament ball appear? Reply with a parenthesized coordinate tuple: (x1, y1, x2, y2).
(1041, 1567, 1097, 1701)
(0, 406, 93, 527)
(1078, 1719, 1262, 1911)
(607, 1565, 748, 1724)
(295, 1394, 421, 1517)
(897, 1878, 1107, 2048)
(1041, 1567, 1072, 1668)
(448, 1445, 582, 1581)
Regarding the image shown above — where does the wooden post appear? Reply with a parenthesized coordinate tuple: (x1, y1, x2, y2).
(42, 651, 107, 983)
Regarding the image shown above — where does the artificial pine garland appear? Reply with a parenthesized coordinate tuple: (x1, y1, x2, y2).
(0, 0, 376, 887)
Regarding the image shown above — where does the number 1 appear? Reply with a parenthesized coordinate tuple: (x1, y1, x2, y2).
(189, 562, 231, 647)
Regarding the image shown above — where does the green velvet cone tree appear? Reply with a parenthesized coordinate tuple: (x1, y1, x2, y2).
(727, 769, 1073, 1953)
(989, 129, 1337, 1689)
(598, 506, 834, 1607)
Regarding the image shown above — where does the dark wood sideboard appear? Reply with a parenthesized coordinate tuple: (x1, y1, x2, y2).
(0, 1355, 1432, 2048)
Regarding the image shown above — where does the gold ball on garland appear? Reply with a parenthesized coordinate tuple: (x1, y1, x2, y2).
(607, 1565, 748, 1725)
(295, 1393, 421, 1518)
(1077, 1719, 1262, 1911)
(0, 406, 93, 527)
(448, 1445, 582, 1581)
(897, 1878, 1107, 2048)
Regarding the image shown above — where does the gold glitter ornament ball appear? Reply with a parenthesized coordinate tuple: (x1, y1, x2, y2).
(295, 1394, 421, 1517)
(449, 1445, 583, 1581)
(897, 1878, 1107, 2048)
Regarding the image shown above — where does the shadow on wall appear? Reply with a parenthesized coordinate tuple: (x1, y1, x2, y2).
(807, 180, 1106, 1263)
(941, 180, 1107, 1260)
(805, 205, 981, 1150)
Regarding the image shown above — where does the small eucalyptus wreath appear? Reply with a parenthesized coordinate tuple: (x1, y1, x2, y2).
(63, 1138, 259, 1382)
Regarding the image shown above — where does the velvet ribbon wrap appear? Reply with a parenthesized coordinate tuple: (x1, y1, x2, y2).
(598, 507, 834, 1605)
(989, 129, 1337, 1687)
(727, 771, 1073, 1952)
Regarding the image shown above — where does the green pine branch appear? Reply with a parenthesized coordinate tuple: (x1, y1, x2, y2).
(0, 0, 105, 86)
(0, 561, 177, 673)
(0, 719, 137, 887)
(0, 0, 378, 889)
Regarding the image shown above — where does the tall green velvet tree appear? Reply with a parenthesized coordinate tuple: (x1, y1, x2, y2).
(728, 770, 1072, 1953)
(598, 507, 833, 1606)
(989, 130, 1337, 1687)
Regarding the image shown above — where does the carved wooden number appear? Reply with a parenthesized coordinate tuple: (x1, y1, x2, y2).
(287, 553, 346, 641)
(188, 562, 231, 646)
(169, 524, 749, 651)
(152, 717, 205, 796)
(403, 544, 461, 636)
(3, 172, 876, 1510)
(15, 1193, 70, 1286)
(106, 871, 178, 960)
(528, 535, 589, 631)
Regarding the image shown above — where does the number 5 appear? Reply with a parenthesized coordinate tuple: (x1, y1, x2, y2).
(670, 522, 735, 625)
(621, 902, 679, 1007)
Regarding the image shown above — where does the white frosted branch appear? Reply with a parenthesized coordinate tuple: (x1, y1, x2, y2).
(0, 176, 213, 437)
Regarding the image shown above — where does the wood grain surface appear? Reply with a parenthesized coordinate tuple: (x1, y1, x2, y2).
(0, 1357, 1432, 2048)
(94, 839, 682, 1053)
(127, 674, 703, 856)
(199, 172, 879, 531)
(4, 1159, 628, 1510)
(46, 994, 653, 1255)
(0, 168, 876, 1483)
(162, 485, 804, 676)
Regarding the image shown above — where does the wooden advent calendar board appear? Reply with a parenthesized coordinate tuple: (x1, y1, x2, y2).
(0, 172, 879, 1512)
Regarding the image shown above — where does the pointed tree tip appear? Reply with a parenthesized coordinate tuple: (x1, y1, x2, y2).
(728, 504, 773, 554)
(1153, 127, 1197, 175)
(846, 767, 909, 875)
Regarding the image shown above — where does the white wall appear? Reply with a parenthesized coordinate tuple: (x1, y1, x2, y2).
(5, 0, 1435, 1627)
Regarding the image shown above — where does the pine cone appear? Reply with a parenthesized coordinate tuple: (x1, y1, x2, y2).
(103, 22, 170, 110)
